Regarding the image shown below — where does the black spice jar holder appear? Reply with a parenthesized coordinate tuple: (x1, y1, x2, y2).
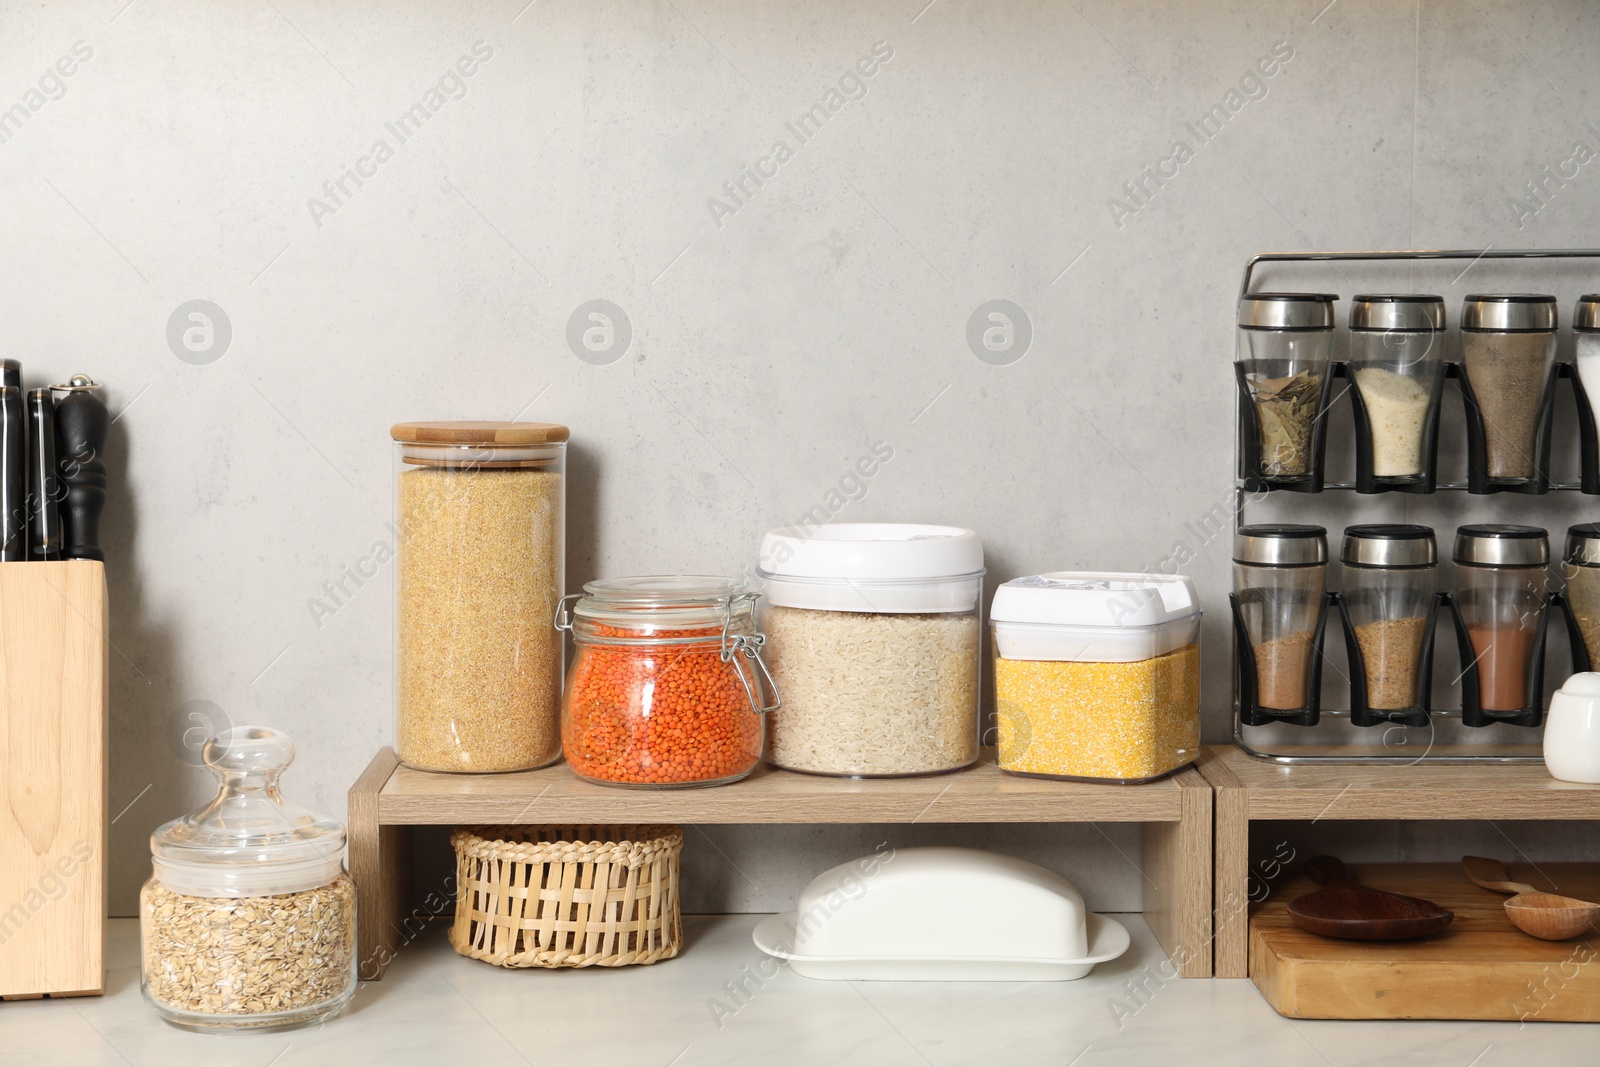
(1333, 591, 1438, 729)
(1233, 248, 1600, 761)
(1234, 362, 1331, 495)
(1563, 362, 1600, 496)
(1235, 589, 1582, 730)
(1236, 247, 1600, 497)
(1230, 590, 1330, 727)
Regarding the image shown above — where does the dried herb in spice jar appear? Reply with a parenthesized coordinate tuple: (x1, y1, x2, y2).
(1248, 370, 1324, 477)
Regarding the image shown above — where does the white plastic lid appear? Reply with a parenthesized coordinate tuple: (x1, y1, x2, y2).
(757, 524, 984, 613)
(990, 573, 1202, 662)
(991, 572, 1199, 627)
(150, 727, 347, 898)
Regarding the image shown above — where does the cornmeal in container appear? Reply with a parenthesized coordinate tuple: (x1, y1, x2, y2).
(991, 573, 1201, 784)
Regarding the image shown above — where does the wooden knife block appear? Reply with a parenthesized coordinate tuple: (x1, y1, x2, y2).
(0, 561, 108, 999)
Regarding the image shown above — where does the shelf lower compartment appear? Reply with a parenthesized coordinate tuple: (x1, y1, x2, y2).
(350, 747, 1215, 983)
(1251, 862, 1600, 1020)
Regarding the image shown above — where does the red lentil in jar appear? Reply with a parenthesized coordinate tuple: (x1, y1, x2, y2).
(556, 577, 777, 787)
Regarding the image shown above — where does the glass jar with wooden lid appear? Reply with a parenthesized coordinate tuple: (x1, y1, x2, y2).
(391, 420, 568, 772)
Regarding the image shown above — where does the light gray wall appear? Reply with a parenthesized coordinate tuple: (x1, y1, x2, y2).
(2, 0, 1598, 915)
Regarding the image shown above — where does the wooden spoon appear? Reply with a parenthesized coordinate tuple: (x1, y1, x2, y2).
(1461, 856, 1600, 941)
(1287, 856, 1454, 941)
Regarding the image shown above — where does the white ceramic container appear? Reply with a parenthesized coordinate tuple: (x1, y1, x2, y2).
(1544, 672, 1600, 784)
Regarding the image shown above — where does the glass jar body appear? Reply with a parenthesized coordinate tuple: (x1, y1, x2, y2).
(1237, 327, 1333, 481)
(1459, 329, 1556, 483)
(1234, 562, 1326, 712)
(561, 621, 764, 787)
(1341, 563, 1436, 710)
(393, 439, 566, 772)
(1455, 563, 1547, 712)
(1565, 562, 1600, 667)
(139, 872, 356, 1033)
(1348, 328, 1445, 481)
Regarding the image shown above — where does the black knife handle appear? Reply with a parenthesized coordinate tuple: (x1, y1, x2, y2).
(0, 386, 24, 562)
(56, 384, 106, 562)
(27, 389, 60, 560)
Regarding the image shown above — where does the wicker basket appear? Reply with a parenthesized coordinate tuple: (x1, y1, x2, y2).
(449, 825, 682, 968)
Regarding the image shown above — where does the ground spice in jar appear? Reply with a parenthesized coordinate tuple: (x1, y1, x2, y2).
(1353, 616, 1428, 709)
(397, 466, 563, 772)
(1567, 566, 1600, 666)
(1461, 331, 1555, 480)
(995, 644, 1199, 782)
(1354, 367, 1431, 477)
(1467, 623, 1537, 711)
(1253, 631, 1315, 710)
(562, 624, 763, 786)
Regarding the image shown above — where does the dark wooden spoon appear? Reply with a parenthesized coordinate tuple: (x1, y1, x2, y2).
(1287, 856, 1454, 941)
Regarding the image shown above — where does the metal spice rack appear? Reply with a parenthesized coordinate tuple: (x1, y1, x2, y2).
(1232, 247, 1600, 764)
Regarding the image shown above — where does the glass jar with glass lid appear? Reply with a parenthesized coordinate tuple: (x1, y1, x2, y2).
(140, 727, 356, 1033)
(1347, 295, 1447, 492)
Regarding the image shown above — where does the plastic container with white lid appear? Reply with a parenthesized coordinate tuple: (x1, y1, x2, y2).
(140, 727, 356, 1033)
(991, 572, 1202, 784)
(756, 523, 984, 777)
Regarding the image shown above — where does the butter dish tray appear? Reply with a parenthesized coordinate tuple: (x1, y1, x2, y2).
(752, 910, 1129, 981)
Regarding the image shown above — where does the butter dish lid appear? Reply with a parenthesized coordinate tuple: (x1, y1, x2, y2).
(990, 572, 1200, 629)
(778, 846, 1092, 961)
(150, 727, 346, 898)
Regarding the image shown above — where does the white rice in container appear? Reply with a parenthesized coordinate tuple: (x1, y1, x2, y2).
(762, 605, 979, 776)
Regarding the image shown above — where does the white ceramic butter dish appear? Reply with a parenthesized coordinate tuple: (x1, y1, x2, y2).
(751, 846, 1130, 981)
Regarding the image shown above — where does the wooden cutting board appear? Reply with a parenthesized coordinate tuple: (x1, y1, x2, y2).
(1252, 862, 1600, 1021)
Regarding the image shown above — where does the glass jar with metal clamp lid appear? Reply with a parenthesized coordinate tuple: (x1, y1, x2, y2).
(554, 576, 778, 787)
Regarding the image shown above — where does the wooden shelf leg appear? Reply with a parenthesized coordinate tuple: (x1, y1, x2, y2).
(349, 748, 407, 981)
(1206, 756, 1250, 979)
(1141, 764, 1213, 978)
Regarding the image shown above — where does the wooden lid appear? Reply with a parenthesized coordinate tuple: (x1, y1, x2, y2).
(390, 421, 570, 445)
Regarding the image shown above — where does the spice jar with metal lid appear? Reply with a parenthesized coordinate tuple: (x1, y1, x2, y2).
(555, 576, 776, 787)
(391, 421, 567, 773)
(1560, 524, 1600, 671)
(1232, 524, 1328, 721)
(1347, 295, 1447, 491)
(1458, 295, 1558, 488)
(1338, 525, 1438, 722)
(1235, 293, 1337, 488)
(140, 727, 355, 1033)
(756, 523, 984, 777)
(1451, 525, 1550, 722)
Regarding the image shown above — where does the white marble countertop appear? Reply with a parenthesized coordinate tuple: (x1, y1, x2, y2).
(5, 916, 1594, 1066)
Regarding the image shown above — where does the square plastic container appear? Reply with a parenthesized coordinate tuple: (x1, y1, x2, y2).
(991, 572, 1201, 784)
